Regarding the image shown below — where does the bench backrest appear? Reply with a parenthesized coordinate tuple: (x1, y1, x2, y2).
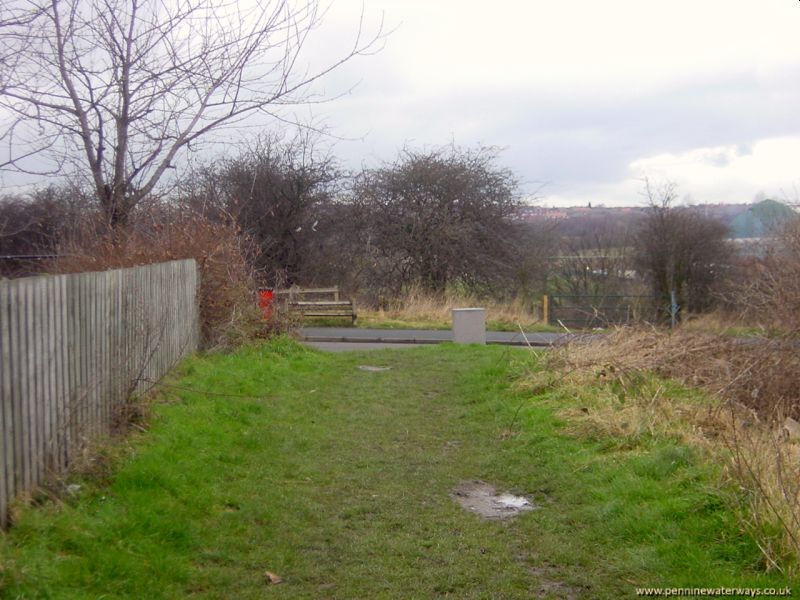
(274, 286, 341, 302)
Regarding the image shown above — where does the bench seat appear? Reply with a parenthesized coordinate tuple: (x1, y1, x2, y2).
(274, 287, 356, 322)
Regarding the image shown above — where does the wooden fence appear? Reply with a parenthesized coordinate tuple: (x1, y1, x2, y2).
(0, 259, 199, 526)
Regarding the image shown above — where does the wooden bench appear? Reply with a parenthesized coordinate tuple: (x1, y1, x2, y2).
(275, 286, 356, 323)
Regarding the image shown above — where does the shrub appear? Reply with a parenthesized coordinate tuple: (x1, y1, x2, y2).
(735, 219, 800, 333)
(52, 206, 276, 348)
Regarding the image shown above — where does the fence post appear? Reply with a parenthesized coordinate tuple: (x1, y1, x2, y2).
(542, 294, 549, 325)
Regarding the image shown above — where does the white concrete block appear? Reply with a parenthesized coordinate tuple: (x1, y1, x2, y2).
(452, 308, 486, 344)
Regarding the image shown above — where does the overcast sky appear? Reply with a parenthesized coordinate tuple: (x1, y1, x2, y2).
(299, 0, 800, 206)
(2, 0, 797, 207)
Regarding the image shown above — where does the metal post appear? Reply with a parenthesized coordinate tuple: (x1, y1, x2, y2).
(670, 290, 678, 328)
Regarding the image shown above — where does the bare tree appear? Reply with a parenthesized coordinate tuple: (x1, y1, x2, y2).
(510, 219, 558, 301)
(730, 217, 800, 332)
(182, 132, 339, 285)
(0, 0, 381, 226)
(350, 145, 521, 295)
(555, 218, 634, 298)
(634, 180, 731, 318)
(0, 185, 91, 276)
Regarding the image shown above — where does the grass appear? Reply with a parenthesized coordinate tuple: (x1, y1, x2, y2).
(0, 339, 791, 598)
(355, 311, 560, 332)
(528, 326, 800, 574)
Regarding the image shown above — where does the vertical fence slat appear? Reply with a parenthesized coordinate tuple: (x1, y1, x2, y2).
(0, 282, 12, 525)
(56, 275, 68, 471)
(101, 271, 109, 432)
(34, 278, 46, 482)
(90, 272, 99, 437)
(77, 273, 86, 448)
(27, 280, 39, 488)
(22, 279, 35, 492)
(44, 276, 56, 471)
(67, 272, 79, 458)
(9, 282, 24, 495)
(42, 276, 54, 472)
(91, 271, 100, 437)
(14, 280, 28, 493)
(35, 278, 45, 476)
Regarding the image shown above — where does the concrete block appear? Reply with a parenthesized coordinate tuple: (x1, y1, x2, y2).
(452, 308, 486, 344)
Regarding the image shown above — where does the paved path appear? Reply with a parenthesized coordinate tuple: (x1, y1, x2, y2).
(304, 341, 430, 352)
(300, 327, 593, 347)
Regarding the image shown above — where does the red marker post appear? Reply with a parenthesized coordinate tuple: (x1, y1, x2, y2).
(258, 288, 274, 320)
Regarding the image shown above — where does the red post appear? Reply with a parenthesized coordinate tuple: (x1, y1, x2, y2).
(258, 288, 274, 320)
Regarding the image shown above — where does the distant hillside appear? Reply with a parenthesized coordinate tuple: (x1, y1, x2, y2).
(516, 203, 751, 237)
(729, 199, 798, 239)
(517, 202, 797, 239)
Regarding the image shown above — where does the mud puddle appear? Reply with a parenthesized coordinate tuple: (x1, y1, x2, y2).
(451, 480, 536, 520)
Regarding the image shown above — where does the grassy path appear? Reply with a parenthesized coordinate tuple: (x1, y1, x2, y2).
(0, 340, 790, 598)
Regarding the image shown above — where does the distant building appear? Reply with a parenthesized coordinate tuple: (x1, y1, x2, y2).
(729, 199, 797, 239)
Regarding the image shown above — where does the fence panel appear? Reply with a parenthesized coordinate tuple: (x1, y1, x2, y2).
(0, 259, 199, 526)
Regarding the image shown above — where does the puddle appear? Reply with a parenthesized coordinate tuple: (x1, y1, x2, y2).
(358, 365, 391, 372)
(451, 480, 536, 520)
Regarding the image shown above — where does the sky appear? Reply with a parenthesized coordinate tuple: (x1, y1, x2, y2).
(1, 0, 798, 207)
(294, 0, 800, 206)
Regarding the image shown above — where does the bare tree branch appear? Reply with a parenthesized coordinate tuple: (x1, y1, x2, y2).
(0, 0, 384, 226)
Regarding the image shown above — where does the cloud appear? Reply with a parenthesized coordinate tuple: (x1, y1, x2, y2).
(320, 62, 800, 201)
(301, 0, 800, 205)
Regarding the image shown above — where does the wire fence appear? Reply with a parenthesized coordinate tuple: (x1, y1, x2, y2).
(546, 294, 659, 329)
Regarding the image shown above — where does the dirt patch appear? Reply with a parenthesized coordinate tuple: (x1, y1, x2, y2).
(451, 480, 536, 520)
(518, 555, 584, 600)
(529, 568, 582, 600)
(358, 365, 391, 372)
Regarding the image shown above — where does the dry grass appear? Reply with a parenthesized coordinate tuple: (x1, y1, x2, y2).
(540, 327, 800, 418)
(679, 310, 783, 339)
(526, 326, 800, 575)
(359, 285, 547, 331)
